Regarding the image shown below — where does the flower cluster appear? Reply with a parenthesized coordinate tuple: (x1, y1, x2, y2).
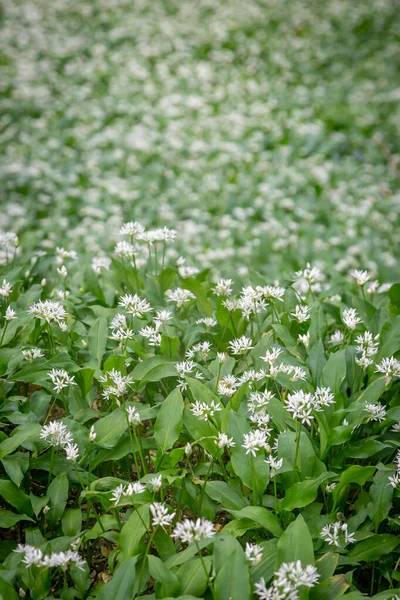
(255, 561, 319, 600)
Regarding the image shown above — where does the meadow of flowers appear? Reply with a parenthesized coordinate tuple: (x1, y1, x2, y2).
(0, 0, 400, 598)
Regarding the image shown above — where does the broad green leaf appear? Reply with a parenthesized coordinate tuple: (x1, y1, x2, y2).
(1, 452, 29, 487)
(213, 534, 251, 600)
(0, 423, 41, 459)
(88, 317, 108, 369)
(204, 480, 247, 511)
(176, 557, 211, 597)
(154, 388, 184, 451)
(331, 465, 375, 506)
(0, 574, 19, 599)
(47, 472, 69, 525)
(321, 349, 346, 397)
(181, 278, 212, 317)
(0, 510, 34, 528)
(11, 352, 79, 385)
(132, 356, 177, 382)
(366, 465, 394, 532)
(316, 552, 339, 580)
(62, 508, 82, 537)
(0, 479, 32, 516)
(96, 557, 138, 600)
(276, 514, 314, 566)
(119, 504, 149, 560)
(228, 506, 283, 537)
(148, 555, 180, 599)
(280, 472, 335, 511)
(93, 407, 127, 449)
(377, 316, 400, 359)
(348, 534, 399, 562)
(183, 407, 218, 455)
(354, 377, 386, 404)
(309, 574, 349, 599)
(308, 339, 326, 385)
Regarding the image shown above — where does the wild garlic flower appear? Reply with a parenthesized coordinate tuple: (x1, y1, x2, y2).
(392, 422, 400, 433)
(248, 390, 275, 412)
(65, 442, 79, 462)
(114, 241, 137, 258)
(242, 429, 270, 456)
(118, 293, 152, 317)
(89, 425, 97, 442)
(355, 354, 374, 370)
(262, 348, 283, 364)
(48, 369, 76, 393)
(237, 286, 266, 319)
(149, 474, 163, 492)
(364, 402, 387, 422)
(0, 279, 12, 297)
(119, 221, 145, 237)
(57, 265, 68, 279)
(313, 387, 335, 409)
(155, 309, 173, 325)
(285, 391, 314, 426)
(255, 561, 319, 600)
(228, 335, 253, 355)
(375, 357, 400, 384)
(191, 400, 222, 421)
(218, 374, 238, 397)
(110, 484, 125, 505)
(330, 330, 344, 344)
(265, 454, 283, 476)
(184, 442, 193, 456)
(40, 421, 73, 447)
(355, 331, 379, 356)
(249, 412, 272, 431)
(166, 287, 195, 307)
(172, 517, 215, 544)
(215, 432, 235, 449)
(139, 325, 162, 346)
(291, 304, 311, 323)
(22, 347, 44, 362)
(261, 285, 286, 303)
(126, 406, 142, 427)
(342, 307, 362, 330)
(245, 542, 263, 565)
(298, 332, 310, 348)
(56, 247, 77, 265)
(321, 522, 356, 546)
(126, 482, 146, 495)
(186, 341, 212, 361)
(350, 269, 370, 286)
(222, 298, 239, 312)
(196, 317, 217, 327)
(388, 473, 400, 488)
(29, 300, 67, 325)
(5, 306, 17, 321)
(295, 264, 323, 285)
(150, 502, 175, 527)
(14, 545, 85, 571)
(100, 369, 133, 399)
(92, 256, 111, 274)
(213, 278, 233, 296)
(238, 369, 266, 387)
(325, 482, 337, 493)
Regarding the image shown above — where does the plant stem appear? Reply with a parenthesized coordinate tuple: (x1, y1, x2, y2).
(0, 321, 8, 346)
(138, 526, 158, 593)
(134, 429, 148, 474)
(125, 411, 141, 478)
(195, 540, 213, 596)
(47, 446, 55, 487)
(199, 459, 214, 514)
(293, 420, 301, 476)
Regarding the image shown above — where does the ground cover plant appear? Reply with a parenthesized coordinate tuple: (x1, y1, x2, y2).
(1, 0, 400, 598)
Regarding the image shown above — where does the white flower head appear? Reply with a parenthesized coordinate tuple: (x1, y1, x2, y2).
(228, 335, 253, 355)
(172, 517, 215, 544)
(150, 502, 175, 527)
(245, 542, 263, 565)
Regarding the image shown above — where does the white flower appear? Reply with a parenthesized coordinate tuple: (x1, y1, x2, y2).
(119, 294, 152, 317)
(149, 474, 163, 492)
(29, 300, 67, 325)
(313, 387, 335, 409)
(388, 473, 400, 488)
(191, 400, 222, 421)
(126, 482, 146, 495)
(330, 330, 344, 344)
(22, 347, 44, 362)
(196, 317, 217, 327)
(126, 406, 142, 427)
(295, 264, 323, 285)
(291, 304, 311, 323)
(57, 265, 68, 279)
(365, 402, 387, 422)
(110, 484, 125, 505)
(285, 390, 314, 426)
(248, 390, 275, 412)
(172, 517, 215, 544)
(100, 370, 133, 399)
(242, 429, 270, 456)
(215, 432, 235, 449)
(321, 522, 356, 546)
(48, 369, 76, 393)
(114, 241, 137, 258)
(375, 357, 400, 383)
(298, 332, 310, 348)
(342, 308, 362, 330)
(166, 288, 195, 307)
(89, 425, 97, 442)
(218, 375, 238, 397)
(155, 309, 173, 325)
(65, 442, 79, 462)
(355, 331, 379, 356)
(150, 502, 175, 527)
(245, 542, 263, 565)
(228, 335, 253, 355)
(213, 279, 233, 296)
(262, 348, 283, 364)
(350, 269, 370, 286)
(56, 247, 77, 264)
(92, 256, 111, 274)
(325, 482, 337, 493)
(274, 560, 320, 591)
(40, 421, 73, 447)
(185, 443, 193, 456)
(0, 279, 12, 298)
(119, 221, 145, 237)
(265, 455, 283, 475)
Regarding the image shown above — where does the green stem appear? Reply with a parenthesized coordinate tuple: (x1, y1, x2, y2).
(250, 454, 260, 505)
(0, 321, 8, 346)
(47, 446, 55, 487)
(199, 459, 214, 514)
(125, 411, 141, 478)
(195, 541, 214, 598)
(134, 429, 148, 474)
(138, 526, 158, 593)
(293, 420, 301, 476)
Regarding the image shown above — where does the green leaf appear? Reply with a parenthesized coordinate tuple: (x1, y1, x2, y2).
(183, 407, 218, 455)
(0, 479, 32, 516)
(47, 472, 69, 525)
(11, 353, 79, 385)
(321, 349, 346, 396)
(96, 557, 138, 600)
(93, 407, 128, 449)
(131, 356, 177, 382)
(119, 504, 149, 560)
(0, 423, 41, 459)
(348, 534, 399, 563)
(276, 514, 314, 566)
(154, 388, 184, 452)
(213, 534, 251, 600)
(354, 377, 386, 404)
(62, 508, 82, 537)
(366, 465, 394, 532)
(228, 506, 283, 537)
(316, 552, 339, 580)
(0, 574, 19, 599)
(181, 278, 212, 317)
(0, 510, 34, 528)
(331, 465, 375, 506)
(308, 339, 327, 385)
(280, 472, 335, 511)
(88, 317, 108, 369)
(1, 452, 29, 487)
(377, 316, 400, 359)
(204, 480, 247, 511)
(309, 574, 349, 599)
(29, 493, 49, 518)
(176, 557, 211, 597)
(148, 555, 180, 599)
